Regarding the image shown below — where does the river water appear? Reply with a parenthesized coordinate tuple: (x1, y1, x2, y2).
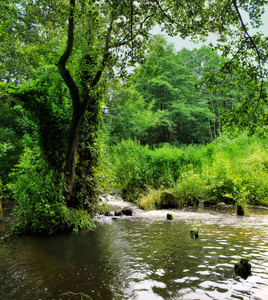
(1, 195, 268, 300)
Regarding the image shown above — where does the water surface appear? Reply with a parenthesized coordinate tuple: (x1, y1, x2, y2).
(1, 196, 268, 299)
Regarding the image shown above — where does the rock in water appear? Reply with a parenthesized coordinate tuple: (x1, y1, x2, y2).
(190, 230, 199, 239)
(122, 206, 133, 216)
(160, 192, 178, 209)
(167, 213, 174, 220)
(237, 205, 245, 216)
(234, 258, 251, 279)
(114, 210, 122, 216)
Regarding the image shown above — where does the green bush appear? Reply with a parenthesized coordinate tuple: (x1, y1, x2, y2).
(108, 140, 201, 199)
(7, 144, 98, 234)
(102, 130, 268, 208)
(173, 171, 204, 207)
(137, 188, 164, 210)
(110, 139, 150, 200)
(8, 145, 63, 233)
(59, 206, 97, 233)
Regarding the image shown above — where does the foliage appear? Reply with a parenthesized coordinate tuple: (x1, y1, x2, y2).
(173, 171, 204, 207)
(0, 0, 267, 233)
(7, 138, 96, 234)
(110, 139, 150, 200)
(106, 130, 268, 209)
(96, 135, 117, 194)
(137, 188, 164, 210)
(13, 67, 71, 169)
(59, 206, 97, 234)
(104, 39, 249, 146)
(103, 84, 164, 146)
(7, 141, 63, 233)
(58, 292, 93, 300)
(108, 139, 201, 199)
(0, 97, 25, 184)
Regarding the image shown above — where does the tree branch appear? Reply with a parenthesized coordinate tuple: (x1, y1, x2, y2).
(90, 21, 114, 89)
(231, 0, 266, 109)
(130, 0, 134, 59)
(154, 0, 180, 26)
(56, 0, 80, 111)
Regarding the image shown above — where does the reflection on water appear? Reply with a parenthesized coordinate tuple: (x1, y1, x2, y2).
(1, 196, 268, 300)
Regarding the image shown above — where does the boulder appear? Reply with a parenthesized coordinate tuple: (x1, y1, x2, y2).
(104, 211, 114, 216)
(122, 206, 133, 216)
(160, 192, 178, 209)
(114, 210, 122, 216)
(167, 213, 174, 220)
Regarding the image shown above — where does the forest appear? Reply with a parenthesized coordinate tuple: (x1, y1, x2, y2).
(0, 0, 268, 234)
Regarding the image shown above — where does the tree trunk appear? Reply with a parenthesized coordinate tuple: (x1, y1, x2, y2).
(64, 108, 85, 197)
(75, 100, 101, 210)
(0, 199, 3, 216)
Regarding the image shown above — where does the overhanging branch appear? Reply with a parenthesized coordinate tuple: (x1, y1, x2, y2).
(231, 0, 267, 108)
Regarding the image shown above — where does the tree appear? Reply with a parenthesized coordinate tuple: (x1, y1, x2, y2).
(131, 38, 223, 144)
(103, 83, 165, 146)
(1, 0, 267, 221)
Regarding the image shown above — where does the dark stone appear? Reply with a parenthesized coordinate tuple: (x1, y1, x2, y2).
(122, 206, 133, 216)
(114, 210, 122, 216)
(104, 211, 114, 216)
(190, 230, 199, 239)
(237, 205, 245, 216)
(160, 192, 179, 209)
(167, 213, 174, 220)
(234, 259, 251, 279)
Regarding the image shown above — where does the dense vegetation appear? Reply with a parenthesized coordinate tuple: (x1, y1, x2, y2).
(99, 37, 268, 210)
(0, 0, 267, 234)
(101, 130, 268, 210)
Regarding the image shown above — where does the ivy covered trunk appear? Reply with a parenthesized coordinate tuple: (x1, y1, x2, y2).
(72, 95, 102, 210)
(56, 0, 106, 210)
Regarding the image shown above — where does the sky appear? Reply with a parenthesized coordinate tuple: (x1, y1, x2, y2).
(153, 8, 268, 51)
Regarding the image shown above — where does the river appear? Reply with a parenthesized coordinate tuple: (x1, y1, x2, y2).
(1, 195, 268, 300)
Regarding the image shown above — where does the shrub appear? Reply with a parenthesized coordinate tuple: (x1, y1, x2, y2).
(137, 188, 163, 210)
(8, 145, 63, 233)
(174, 171, 204, 207)
(109, 140, 202, 198)
(59, 206, 97, 233)
(110, 139, 150, 199)
(103, 130, 268, 208)
(7, 142, 99, 234)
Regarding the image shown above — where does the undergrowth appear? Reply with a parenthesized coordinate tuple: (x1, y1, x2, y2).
(100, 129, 268, 209)
(7, 144, 97, 235)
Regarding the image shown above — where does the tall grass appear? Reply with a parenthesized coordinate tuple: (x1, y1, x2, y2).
(100, 130, 268, 209)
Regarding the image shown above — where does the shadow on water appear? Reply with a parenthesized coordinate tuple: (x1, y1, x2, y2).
(1, 195, 268, 300)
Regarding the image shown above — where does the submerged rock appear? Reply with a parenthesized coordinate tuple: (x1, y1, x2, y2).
(122, 206, 133, 216)
(190, 230, 199, 239)
(234, 259, 251, 279)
